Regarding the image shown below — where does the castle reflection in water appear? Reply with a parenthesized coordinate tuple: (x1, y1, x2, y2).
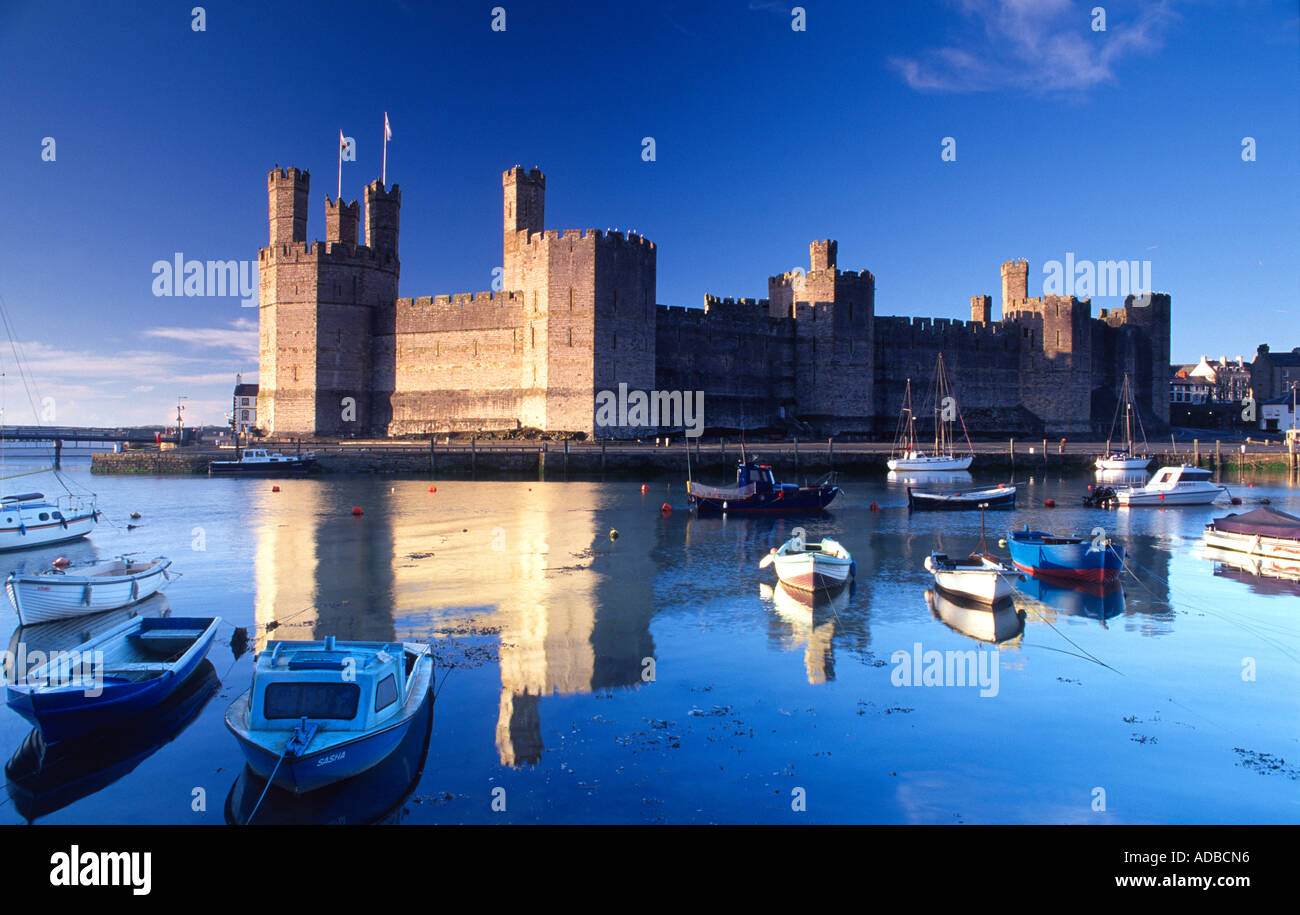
(248, 476, 1180, 768)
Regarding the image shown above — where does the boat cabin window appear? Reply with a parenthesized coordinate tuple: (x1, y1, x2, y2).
(264, 682, 360, 720)
(52, 511, 62, 520)
(375, 673, 398, 712)
(38, 513, 49, 521)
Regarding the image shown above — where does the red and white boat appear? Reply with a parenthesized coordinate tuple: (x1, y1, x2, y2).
(760, 536, 854, 593)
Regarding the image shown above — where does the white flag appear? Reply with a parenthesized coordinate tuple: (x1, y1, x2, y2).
(384, 113, 392, 141)
(339, 129, 346, 154)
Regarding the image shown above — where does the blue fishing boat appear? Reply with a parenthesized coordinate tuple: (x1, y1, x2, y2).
(225, 637, 434, 795)
(5, 616, 221, 742)
(687, 456, 839, 514)
(1007, 527, 1124, 583)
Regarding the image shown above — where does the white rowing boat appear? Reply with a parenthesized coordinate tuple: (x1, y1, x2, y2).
(6, 556, 174, 625)
(760, 537, 855, 593)
(924, 551, 1023, 604)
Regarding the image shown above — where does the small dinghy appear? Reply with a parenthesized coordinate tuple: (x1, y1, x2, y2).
(5, 616, 221, 742)
(6, 556, 173, 625)
(225, 636, 434, 795)
(760, 536, 855, 593)
(907, 484, 1016, 511)
(924, 552, 1023, 604)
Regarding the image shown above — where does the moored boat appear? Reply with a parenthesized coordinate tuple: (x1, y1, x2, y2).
(908, 484, 1016, 510)
(687, 456, 839, 514)
(5, 556, 173, 626)
(0, 492, 99, 552)
(1114, 464, 1227, 506)
(225, 636, 434, 794)
(1202, 506, 1300, 561)
(924, 551, 1023, 604)
(1007, 527, 1124, 583)
(208, 448, 314, 476)
(760, 536, 854, 593)
(886, 361, 975, 472)
(1094, 374, 1151, 470)
(5, 616, 221, 742)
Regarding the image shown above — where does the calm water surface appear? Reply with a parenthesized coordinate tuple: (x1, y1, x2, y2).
(1, 456, 1297, 824)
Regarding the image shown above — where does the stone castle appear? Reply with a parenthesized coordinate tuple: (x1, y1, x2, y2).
(257, 165, 1171, 439)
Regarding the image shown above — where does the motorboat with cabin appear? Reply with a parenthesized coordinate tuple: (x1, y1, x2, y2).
(0, 492, 99, 552)
(1113, 464, 1228, 506)
(208, 448, 315, 476)
(687, 455, 839, 514)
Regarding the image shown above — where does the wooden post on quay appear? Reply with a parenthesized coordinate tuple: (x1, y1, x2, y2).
(563, 439, 569, 475)
(471, 436, 477, 475)
(1194, 439, 1200, 466)
(793, 437, 800, 475)
(1215, 440, 1221, 469)
(828, 437, 834, 472)
(1009, 438, 1015, 470)
(1042, 438, 1048, 466)
(720, 438, 726, 464)
(600, 438, 606, 472)
(429, 437, 435, 474)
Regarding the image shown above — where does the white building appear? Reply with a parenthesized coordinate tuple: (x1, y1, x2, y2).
(233, 377, 259, 435)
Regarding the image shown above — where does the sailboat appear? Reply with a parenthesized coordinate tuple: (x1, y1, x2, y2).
(1095, 374, 1150, 471)
(887, 355, 974, 471)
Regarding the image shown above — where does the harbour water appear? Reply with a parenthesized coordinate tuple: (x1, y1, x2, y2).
(1, 456, 1297, 824)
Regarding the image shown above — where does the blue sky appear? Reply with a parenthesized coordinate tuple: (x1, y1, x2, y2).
(0, 0, 1295, 427)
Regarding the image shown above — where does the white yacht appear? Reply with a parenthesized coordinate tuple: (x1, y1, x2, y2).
(0, 492, 99, 552)
(1115, 464, 1228, 506)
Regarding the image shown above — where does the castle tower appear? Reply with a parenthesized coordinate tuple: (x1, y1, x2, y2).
(810, 239, 837, 272)
(365, 180, 401, 255)
(258, 168, 400, 439)
(268, 167, 309, 246)
(325, 196, 360, 247)
(1000, 259, 1028, 315)
(971, 294, 992, 324)
(503, 166, 545, 290)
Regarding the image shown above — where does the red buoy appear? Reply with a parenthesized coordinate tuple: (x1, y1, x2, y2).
(51, 556, 70, 569)
(272, 485, 280, 492)
(1231, 497, 1242, 505)
(1045, 499, 1056, 507)
(660, 503, 672, 515)
(352, 506, 364, 516)
(640, 484, 649, 494)
(429, 485, 437, 493)
(869, 502, 880, 512)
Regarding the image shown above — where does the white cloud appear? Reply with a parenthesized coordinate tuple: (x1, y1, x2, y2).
(889, 0, 1178, 94)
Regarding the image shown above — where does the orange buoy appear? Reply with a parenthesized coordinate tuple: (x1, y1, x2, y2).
(428, 485, 437, 493)
(272, 485, 280, 492)
(52, 556, 70, 569)
(869, 502, 880, 512)
(1045, 499, 1055, 507)
(660, 503, 672, 515)
(640, 484, 649, 494)
(352, 506, 364, 516)
(1231, 497, 1242, 505)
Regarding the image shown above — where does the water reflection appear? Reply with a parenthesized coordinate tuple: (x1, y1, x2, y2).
(1203, 546, 1300, 597)
(1016, 576, 1126, 622)
(759, 581, 846, 684)
(4, 659, 218, 822)
(926, 589, 1025, 645)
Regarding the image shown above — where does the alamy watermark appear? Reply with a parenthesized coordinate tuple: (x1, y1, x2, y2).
(595, 383, 704, 437)
(2, 645, 105, 697)
(1043, 253, 1151, 299)
(890, 642, 1000, 697)
(152, 253, 258, 307)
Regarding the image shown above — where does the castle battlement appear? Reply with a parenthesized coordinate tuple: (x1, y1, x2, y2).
(258, 163, 1171, 441)
(258, 241, 397, 267)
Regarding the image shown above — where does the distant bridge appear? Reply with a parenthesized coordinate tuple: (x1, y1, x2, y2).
(1, 426, 201, 445)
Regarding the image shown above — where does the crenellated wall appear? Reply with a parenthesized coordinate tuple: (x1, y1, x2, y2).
(257, 165, 1172, 441)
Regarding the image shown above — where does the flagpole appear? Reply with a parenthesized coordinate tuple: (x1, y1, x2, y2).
(382, 113, 388, 186)
(337, 129, 342, 201)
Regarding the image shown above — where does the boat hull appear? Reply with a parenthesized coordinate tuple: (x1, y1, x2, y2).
(1095, 455, 1151, 471)
(1007, 532, 1124, 583)
(5, 616, 220, 742)
(7, 560, 172, 625)
(888, 455, 973, 471)
(1117, 487, 1225, 506)
(689, 486, 839, 514)
(908, 486, 1016, 510)
(773, 554, 853, 593)
(0, 514, 96, 553)
(925, 589, 1024, 643)
(208, 460, 313, 476)
(924, 557, 1020, 604)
